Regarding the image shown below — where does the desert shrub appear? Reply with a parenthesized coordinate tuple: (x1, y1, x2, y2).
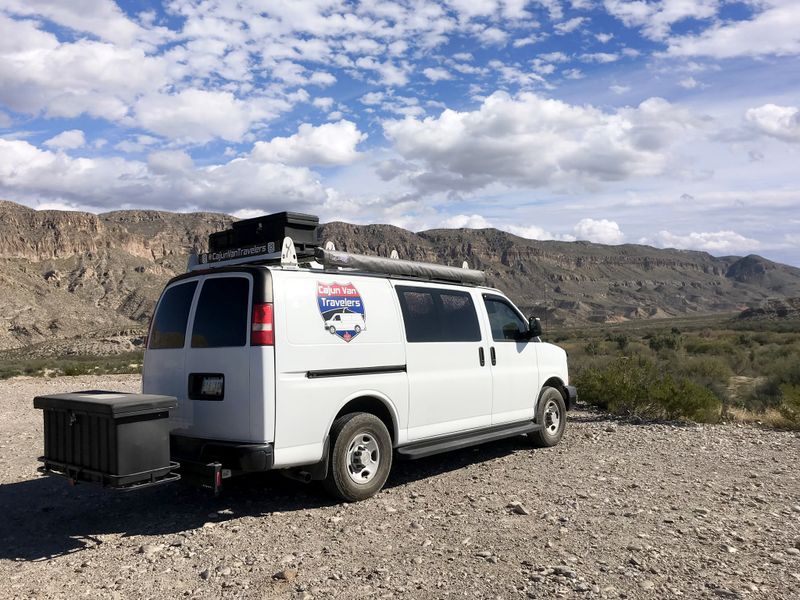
(678, 355, 733, 381)
(778, 384, 800, 429)
(613, 334, 629, 352)
(584, 340, 601, 356)
(575, 357, 722, 423)
(648, 331, 682, 352)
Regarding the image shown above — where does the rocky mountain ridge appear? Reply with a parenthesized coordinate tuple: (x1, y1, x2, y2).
(2, 200, 799, 351)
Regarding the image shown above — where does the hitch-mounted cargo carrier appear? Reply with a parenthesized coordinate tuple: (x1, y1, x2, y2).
(34, 391, 179, 490)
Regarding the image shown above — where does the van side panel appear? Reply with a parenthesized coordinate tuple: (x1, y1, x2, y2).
(272, 271, 408, 468)
(249, 347, 275, 444)
(534, 342, 569, 410)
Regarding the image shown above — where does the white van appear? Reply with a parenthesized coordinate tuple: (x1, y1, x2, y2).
(142, 229, 576, 501)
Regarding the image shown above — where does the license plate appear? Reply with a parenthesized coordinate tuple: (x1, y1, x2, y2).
(200, 376, 224, 397)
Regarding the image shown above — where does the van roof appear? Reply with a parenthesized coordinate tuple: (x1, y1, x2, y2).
(166, 263, 502, 295)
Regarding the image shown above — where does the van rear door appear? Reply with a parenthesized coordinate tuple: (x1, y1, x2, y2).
(181, 273, 254, 442)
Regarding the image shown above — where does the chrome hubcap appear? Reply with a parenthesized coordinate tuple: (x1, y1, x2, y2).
(543, 400, 561, 435)
(346, 432, 380, 484)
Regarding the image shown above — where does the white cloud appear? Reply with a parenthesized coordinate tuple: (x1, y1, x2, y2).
(0, 138, 332, 212)
(0, 111, 12, 128)
(665, 1, 800, 58)
(312, 97, 335, 110)
(438, 214, 576, 241)
(606, 0, 719, 41)
(0, 14, 167, 120)
(382, 92, 698, 194)
(43, 130, 86, 150)
(441, 214, 493, 229)
(423, 67, 453, 82)
(251, 121, 367, 166)
(114, 135, 159, 153)
(477, 26, 509, 45)
(1, 0, 168, 47)
(134, 89, 270, 143)
(513, 35, 545, 48)
(540, 51, 569, 62)
(555, 17, 587, 34)
(595, 32, 614, 43)
(354, 57, 411, 86)
(745, 104, 800, 142)
(679, 77, 700, 89)
(610, 84, 631, 94)
(645, 230, 761, 253)
(562, 68, 584, 79)
(574, 218, 624, 244)
(580, 52, 620, 63)
(505, 224, 565, 240)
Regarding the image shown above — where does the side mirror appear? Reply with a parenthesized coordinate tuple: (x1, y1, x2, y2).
(528, 316, 542, 339)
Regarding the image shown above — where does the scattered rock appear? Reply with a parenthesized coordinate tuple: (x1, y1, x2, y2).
(274, 568, 298, 581)
(507, 501, 531, 515)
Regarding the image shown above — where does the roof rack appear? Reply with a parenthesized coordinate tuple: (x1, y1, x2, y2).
(188, 210, 486, 285)
(315, 247, 486, 286)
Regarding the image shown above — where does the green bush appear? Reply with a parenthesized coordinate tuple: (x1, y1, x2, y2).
(575, 357, 722, 423)
(779, 384, 800, 429)
(648, 331, 682, 352)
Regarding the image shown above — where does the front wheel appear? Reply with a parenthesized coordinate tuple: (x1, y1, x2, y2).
(529, 387, 566, 448)
(323, 413, 393, 501)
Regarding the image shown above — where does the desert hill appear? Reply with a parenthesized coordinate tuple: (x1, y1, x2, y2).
(1, 200, 799, 351)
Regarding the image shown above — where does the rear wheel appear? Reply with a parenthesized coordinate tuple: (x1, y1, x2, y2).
(529, 387, 566, 448)
(324, 412, 392, 501)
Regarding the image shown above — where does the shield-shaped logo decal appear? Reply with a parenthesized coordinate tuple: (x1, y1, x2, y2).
(317, 281, 366, 342)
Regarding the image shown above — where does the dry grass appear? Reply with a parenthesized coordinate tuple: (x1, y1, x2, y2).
(724, 406, 799, 430)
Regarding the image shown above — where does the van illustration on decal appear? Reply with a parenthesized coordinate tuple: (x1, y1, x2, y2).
(317, 281, 366, 342)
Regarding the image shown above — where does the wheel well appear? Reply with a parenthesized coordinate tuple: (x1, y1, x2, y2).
(335, 397, 396, 443)
(542, 377, 570, 409)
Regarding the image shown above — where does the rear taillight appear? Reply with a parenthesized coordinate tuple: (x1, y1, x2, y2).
(251, 303, 274, 346)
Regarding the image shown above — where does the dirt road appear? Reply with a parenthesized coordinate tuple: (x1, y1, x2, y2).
(1, 375, 798, 599)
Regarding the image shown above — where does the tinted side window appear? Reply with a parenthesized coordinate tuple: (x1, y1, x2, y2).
(191, 277, 249, 348)
(149, 281, 197, 349)
(396, 286, 481, 343)
(484, 296, 528, 341)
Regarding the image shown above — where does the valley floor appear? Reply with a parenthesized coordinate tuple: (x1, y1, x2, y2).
(1, 375, 798, 599)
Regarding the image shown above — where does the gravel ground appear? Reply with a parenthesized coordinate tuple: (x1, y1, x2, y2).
(1, 375, 799, 600)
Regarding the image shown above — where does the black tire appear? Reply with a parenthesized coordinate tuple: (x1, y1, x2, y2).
(529, 387, 566, 448)
(323, 412, 393, 502)
(354, 325, 362, 333)
(328, 325, 336, 334)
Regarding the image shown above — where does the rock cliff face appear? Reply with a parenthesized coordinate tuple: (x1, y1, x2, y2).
(1, 200, 799, 351)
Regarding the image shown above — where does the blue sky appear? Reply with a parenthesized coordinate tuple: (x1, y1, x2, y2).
(0, 1, 798, 265)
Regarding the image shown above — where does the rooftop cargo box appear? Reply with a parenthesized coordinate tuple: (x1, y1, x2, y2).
(207, 211, 319, 255)
(33, 391, 179, 490)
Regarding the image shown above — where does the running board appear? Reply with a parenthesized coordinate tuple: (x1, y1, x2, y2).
(396, 421, 542, 460)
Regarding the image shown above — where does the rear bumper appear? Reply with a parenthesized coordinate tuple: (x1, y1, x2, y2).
(170, 434, 274, 473)
(565, 386, 578, 410)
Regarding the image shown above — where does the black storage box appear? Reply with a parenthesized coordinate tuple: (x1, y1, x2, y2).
(208, 211, 319, 254)
(33, 390, 179, 490)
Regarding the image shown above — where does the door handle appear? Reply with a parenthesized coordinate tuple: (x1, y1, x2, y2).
(490, 347, 496, 366)
(479, 347, 485, 366)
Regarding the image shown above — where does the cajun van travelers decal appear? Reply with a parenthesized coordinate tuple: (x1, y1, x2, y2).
(317, 282, 366, 342)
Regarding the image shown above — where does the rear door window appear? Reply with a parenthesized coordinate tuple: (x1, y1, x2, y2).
(149, 281, 197, 349)
(396, 286, 481, 343)
(191, 277, 250, 348)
